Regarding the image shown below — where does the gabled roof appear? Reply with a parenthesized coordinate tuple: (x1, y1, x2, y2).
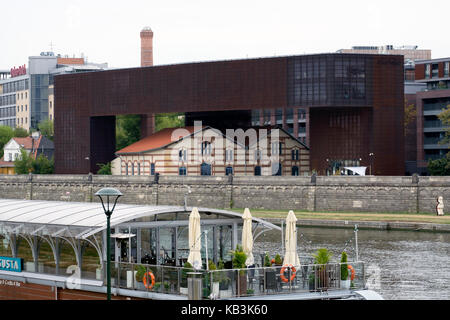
(3, 135, 54, 160)
(116, 126, 247, 155)
(247, 126, 310, 150)
(116, 126, 198, 154)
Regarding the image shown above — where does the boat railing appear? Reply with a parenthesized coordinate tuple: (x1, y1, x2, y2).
(95, 260, 365, 298)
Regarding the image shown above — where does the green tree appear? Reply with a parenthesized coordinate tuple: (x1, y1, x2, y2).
(33, 154, 54, 174)
(0, 126, 14, 158)
(13, 127, 29, 138)
(428, 153, 450, 176)
(427, 105, 450, 176)
(155, 113, 185, 132)
(116, 115, 141, 150)
(404, 99, 416, 137)
(38, 119, 54, 140)
(96, 162, 111, 175)
(14, 149, 34, 174)
(437, 104, 450, 145)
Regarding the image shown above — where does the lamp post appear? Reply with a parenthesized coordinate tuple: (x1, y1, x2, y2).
(369, 153, 374, 175)
(95, 187, 123, 301)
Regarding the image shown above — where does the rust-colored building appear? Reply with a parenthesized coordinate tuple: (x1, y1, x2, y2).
(54, 53, 405, 175)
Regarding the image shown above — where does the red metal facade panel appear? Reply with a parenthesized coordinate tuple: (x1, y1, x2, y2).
(415, 64, 425, 80)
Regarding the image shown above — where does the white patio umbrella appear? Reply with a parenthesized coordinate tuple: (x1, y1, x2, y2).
(187, 207, 202, 269)
(282, 210, 300, 266)
(242, 208, 254, 266)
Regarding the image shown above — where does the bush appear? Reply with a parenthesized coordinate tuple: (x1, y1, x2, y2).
(264, 253, 272, 267)
(340, 251, 349, 281)
(135, 265, 146, 282)
(230, 245, 247, 275)
(274, 254, 282, 265)
(312, 248, 332, 265)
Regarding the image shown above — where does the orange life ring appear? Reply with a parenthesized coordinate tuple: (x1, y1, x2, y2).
(348, 265, 355, 281)
(143, 271, 155, 289)
(280, 264, 297, 283)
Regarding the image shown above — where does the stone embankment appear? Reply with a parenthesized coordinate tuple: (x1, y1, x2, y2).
(0, 174, 449, 215)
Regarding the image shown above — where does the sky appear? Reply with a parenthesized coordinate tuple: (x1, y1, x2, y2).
(2, 0, 450, 70)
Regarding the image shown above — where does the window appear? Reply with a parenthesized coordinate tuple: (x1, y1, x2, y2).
(271, 142, 282, 155)
(291, 149, 299, 160)
(137, 163, 141, 175)
(179, 167, 187, 176)
(254, 149, 262, 161)
(201, 141, 211, 155)
(225, 149, 233, 162)
(131, 163, 135, 175)
(151, 163, 155, 176)
(445, 62, 449, 78)
(292, 166, 299, 176)
(201, 163, 211, 176)
(272, 162, 282, 176)
(179, 149, 187, 161)
(125, 163, 128, 175)
(225, 166, 233, 176)
(254, 166, 261, 176)
(425, 64, 431, 78)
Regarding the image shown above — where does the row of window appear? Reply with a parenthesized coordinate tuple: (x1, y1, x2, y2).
(123, 163, 302, 176)
(1, 79, 29, 94)
(16, 117, 28, 126)
(16, 92, 28, 100)
(0, 106, 15, 118)
(17, 105, 28, 113)
(0, 94, 16, 106)
(175, 146, 303, 161)
(425, 62, 450, 79)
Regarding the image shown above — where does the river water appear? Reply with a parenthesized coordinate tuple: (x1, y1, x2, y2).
(253, 226, 450, 300)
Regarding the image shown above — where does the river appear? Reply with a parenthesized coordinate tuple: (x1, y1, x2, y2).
(254, 226, 450, 300)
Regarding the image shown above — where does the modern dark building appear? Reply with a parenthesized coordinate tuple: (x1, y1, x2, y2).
(415, 57, 450, 173)
(54, 53, 404, 175)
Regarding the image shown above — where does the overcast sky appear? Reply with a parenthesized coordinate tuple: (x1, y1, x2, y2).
(2, 0, 449, 70)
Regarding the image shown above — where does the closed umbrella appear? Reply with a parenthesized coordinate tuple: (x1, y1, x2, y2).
(282, 210, 300, 266)
(242, 208, 254, 266)
(187, 207, 202, 269)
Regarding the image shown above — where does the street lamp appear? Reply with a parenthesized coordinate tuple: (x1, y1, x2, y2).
(95, 187, 123, 301)
(369, 153, 374, 175)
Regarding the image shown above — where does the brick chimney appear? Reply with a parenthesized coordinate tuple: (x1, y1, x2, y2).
(140, 27, 153, 67)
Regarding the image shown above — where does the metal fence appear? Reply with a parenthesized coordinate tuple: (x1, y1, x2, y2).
(95, 261, 365, 299)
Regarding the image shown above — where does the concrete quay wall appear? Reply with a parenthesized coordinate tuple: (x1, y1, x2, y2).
(0, 174, 449, 214)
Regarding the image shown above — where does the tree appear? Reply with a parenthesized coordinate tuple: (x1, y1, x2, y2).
(437, 104, 450, 145)
(38, 119, 54, 140)
(116, 115, 141, 150)
(155, 113, 185, 132)
(428, 153, 450, 176)
(14, 149, 34, 174)
(404, 99, 416, 137)
(0, 126, 14, 159)
(13, 127, 29, 138)
(33, 154, 54, 174)
(97, 162, 111, 175)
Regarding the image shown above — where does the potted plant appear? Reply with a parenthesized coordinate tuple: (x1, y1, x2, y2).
(263, 253, 272, 268)
(230, 244, 247, 296)
(134, 265, 147, 290)
(208, 260, 220, 298)
(274, 254, 283, 266)
(312, 248, 332, 290)
(217, 260, 231, 298)
(180, 261, 193, 295)
(340, 251, 351, 289)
